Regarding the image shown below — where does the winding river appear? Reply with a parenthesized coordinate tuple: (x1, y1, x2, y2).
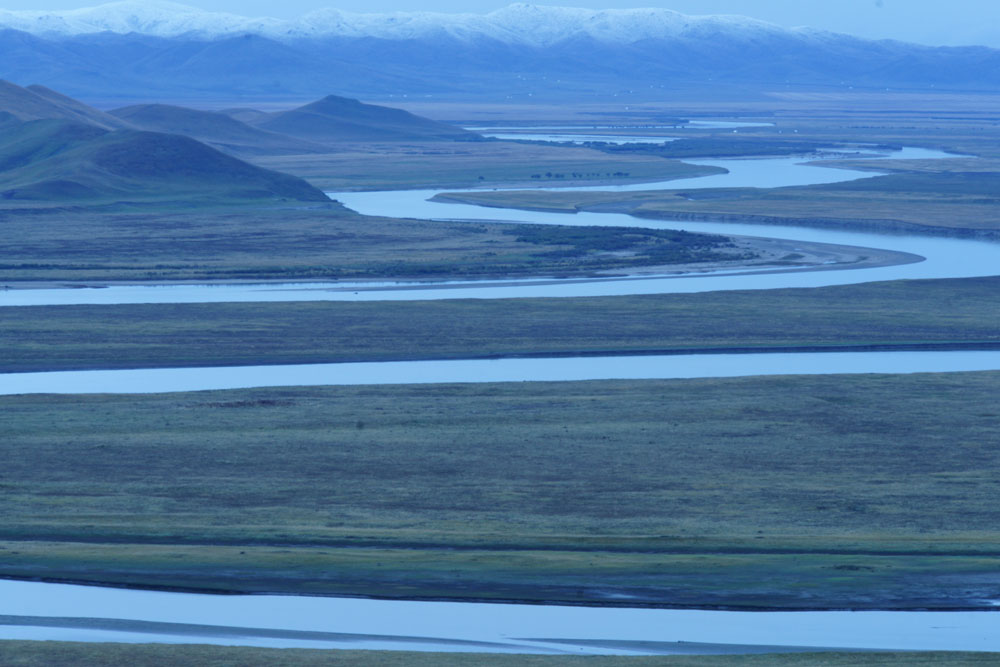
(3, 140, 999, 655)
(2, 147, 996, 308)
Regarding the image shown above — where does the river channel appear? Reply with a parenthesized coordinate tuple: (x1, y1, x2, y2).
(3, 139, 999, 655)
(4, 351, 1000, 395)
(2, 147, 997, 307)
(3, 580, 999, 655)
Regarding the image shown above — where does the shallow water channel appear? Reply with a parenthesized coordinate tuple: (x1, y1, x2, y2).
(2, 580, 999, 655)
(4, 350, 1000, 395)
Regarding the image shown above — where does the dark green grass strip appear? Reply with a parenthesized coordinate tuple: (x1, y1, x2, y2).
(1, 640, 997, 666)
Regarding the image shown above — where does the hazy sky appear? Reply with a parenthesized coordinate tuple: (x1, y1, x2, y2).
(5, 1, 999, 47)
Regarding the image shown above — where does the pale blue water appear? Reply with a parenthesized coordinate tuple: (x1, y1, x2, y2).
(1, 580, 997, 654)
(3, 351, 1000, 395)
(480, 132, 679, 144)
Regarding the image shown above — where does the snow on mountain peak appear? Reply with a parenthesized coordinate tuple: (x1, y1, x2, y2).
(0, 0, 284, 39)
(0, 1, 794, 45)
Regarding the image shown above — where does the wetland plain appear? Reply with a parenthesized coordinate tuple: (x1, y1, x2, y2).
(3, 93, 1000, 661)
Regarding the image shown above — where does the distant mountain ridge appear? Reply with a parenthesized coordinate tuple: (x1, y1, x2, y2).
(0, 1, 797, 45)
(3, 2, 1000, 101)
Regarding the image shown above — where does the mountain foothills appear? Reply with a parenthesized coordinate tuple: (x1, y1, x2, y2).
(3, 1, 1000, 101)
(0, 80, 477, 203)
(0, 80, 128, 129)
(107, 103, 326, 156)
(0, 116, 330, 202)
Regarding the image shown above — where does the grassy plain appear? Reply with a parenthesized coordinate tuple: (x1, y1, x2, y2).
(3, 372, 1000, 607)
(0, 204, 743, 283)
(252, 140, 723, 191)
(4, 642, 1000, 667)
(2, 276, 999, 372)
(1, 642, 998, 667)
(424, 100, 1000, 237)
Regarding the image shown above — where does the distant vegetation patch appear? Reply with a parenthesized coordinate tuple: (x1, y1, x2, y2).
(504, 224, 751, 265)
(596, 138, 846, 158)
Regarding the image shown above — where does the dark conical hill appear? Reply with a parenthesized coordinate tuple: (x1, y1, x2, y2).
(253, 94, 479, 143)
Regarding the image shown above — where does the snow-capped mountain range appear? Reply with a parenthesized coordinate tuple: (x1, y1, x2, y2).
(2, 1, 998, 103)
(1, 1, 795, 45)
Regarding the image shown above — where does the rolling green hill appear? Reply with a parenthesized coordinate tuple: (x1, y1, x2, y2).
(0, 118, 330, 203)
(0, 83, 483, 205)
(110, 103, 326, 156)
(0, 79, 129, 130)
(250, 94, 480, 143)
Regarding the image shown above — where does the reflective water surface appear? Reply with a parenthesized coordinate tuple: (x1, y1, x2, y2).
(4, 351, 1000, 395)
(464, 120, 776, 131)
(1, 580, 998, 655)
(479, 132, 679, 144)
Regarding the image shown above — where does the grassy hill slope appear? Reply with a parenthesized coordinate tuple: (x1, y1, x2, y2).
(0, 79, 129, 130)
(0, 118, 330, 203)
(110, 103, 326, 156)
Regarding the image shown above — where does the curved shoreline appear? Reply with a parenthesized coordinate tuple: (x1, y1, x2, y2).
(3, 577, 998, 614)
(0, 234, 923, 295)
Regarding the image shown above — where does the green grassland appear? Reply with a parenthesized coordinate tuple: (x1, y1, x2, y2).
(0, 118, 329, 204)
(1, 642, 998, 667)
(3, 642, 998, 667)
(2, 276, 997, 372)
(3, 372, 1000, 608)
(570, 137, 847, 158)
(0, 205, 744, 283)
(252, 139, 723, 191)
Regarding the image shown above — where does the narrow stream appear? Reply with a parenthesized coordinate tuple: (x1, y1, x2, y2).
(4, 351, 1000, 395)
